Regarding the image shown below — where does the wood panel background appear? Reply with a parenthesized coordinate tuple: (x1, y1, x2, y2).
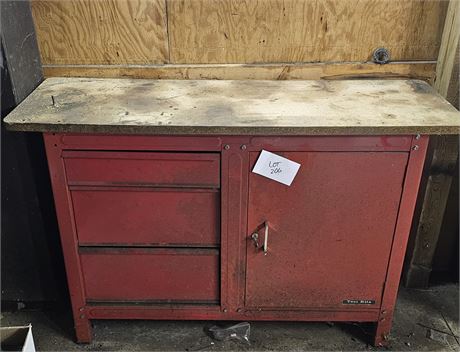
(30, 0, 448, 79)
(168, 0, 446, 63)
(31, 0, 169, 64)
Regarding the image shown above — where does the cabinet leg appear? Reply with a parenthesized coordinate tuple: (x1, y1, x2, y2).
(373, 317, 392, 347)
(75, 317, 92, 343)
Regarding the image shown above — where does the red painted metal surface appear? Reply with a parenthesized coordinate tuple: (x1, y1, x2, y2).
(374, 135, 429, 346)
(220, 137, 251, 314)
(42, 133, 428, 346)
(87, 305, 379, 322)
(80, 248, 219, 303)
(249, 135, 413, 151)
(44, 134, 92, 343)
(246, 151, 408, 309)
(64, 151, 220, 188)
(55, 133, 411, 152)
(58, 134, 223, 151)
(72, 188, 219, 246)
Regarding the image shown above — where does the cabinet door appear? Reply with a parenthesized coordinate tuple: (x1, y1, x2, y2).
(246, 152, 408, 309)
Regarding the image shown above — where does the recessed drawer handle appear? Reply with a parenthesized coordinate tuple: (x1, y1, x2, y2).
(250, 221, 269, 256)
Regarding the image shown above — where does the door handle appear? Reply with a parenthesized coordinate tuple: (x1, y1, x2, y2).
(263, 221, 269, 255)
(250, 221, 269, 255)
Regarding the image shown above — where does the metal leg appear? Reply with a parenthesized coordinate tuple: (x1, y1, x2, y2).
(75, 317, 92, 343)
(373, 314, 393, 347)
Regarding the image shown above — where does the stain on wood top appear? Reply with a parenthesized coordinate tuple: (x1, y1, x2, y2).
(4, 78, 460, 135)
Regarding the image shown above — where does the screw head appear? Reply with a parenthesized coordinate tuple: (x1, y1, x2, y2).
(415, 134, 421, 140)
(223, 308, 228, 313)
(412, 145, 419, 151)
(224, 144, 230, 150)
(240, 144, 247, 150)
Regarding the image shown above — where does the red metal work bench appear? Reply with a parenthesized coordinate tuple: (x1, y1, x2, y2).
(4, 78, 460, 346)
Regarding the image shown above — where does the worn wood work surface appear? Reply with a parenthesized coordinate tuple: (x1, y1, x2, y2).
(4, 78, 460, 135)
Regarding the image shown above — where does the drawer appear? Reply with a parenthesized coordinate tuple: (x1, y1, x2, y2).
(80, 248, 219, 303)
(64, 151, 220, 188)
(72, 188, 219, 246)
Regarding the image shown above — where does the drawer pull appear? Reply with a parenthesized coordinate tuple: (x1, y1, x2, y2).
(263, 221, 269, 255)
(250, 221, 270, 255)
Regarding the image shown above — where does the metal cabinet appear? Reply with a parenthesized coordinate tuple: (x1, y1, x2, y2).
(43, 133, 428, 346)
(246, 151, 408, 309)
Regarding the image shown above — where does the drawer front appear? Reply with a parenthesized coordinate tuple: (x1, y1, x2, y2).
(72, 188, 219, 246)
(80, 248, 219, 303)
(64, 151, 220, 188)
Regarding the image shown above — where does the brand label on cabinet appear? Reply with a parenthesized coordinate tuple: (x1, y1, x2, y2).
(252, 150, 301, 186)
(342, 299, 376, 305)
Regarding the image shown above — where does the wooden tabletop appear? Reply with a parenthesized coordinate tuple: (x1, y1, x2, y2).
(4, 78, 460, 135)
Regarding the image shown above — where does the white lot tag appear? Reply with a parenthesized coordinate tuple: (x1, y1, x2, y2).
(252, 150, 301, 186)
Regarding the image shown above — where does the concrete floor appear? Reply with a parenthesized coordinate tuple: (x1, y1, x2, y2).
(1, 284, 458, 351)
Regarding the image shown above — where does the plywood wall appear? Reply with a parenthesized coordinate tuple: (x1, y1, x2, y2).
(31, 0, 168, 64)
(30, 0, 448, 79)
(168, 0, 446, 63)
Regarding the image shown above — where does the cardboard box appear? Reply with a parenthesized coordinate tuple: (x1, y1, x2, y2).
(0, 324, 36, 352)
